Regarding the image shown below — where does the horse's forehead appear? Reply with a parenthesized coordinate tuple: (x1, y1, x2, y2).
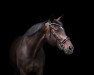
(44, 21, 63, 29)
(51, 23, 63, 29)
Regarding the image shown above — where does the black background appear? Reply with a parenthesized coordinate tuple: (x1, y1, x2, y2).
(1, 1, 92, 75)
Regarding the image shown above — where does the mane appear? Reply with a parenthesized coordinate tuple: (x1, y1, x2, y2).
(24, 22, 44, 36)
(24, 20, 63, 36)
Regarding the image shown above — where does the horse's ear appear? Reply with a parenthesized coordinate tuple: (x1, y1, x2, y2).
(45, 19, 51, 24)
(53, 16, 63, 26)
(44, 21, 50, 32)
(56, 16, 63, 21)
(45, 19, 51, 27)
(48, 19, 51, 24)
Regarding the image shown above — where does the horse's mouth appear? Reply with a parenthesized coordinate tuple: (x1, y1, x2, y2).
(64, 49, 73, 54)
(58, 43, 64, 50)
(58, 44, 74, 54)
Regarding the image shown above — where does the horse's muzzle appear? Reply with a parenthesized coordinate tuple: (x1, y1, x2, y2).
(64, 46, 74, 54)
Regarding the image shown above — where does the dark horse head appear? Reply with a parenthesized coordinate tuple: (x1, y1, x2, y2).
(44, 17, 74, 54)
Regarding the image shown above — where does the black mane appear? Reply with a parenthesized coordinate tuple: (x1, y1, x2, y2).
(24, 20, 63, 36)
(24, 22, 44, 36)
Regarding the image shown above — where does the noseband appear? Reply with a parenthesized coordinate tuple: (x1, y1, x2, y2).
(49, 23, 70, 46)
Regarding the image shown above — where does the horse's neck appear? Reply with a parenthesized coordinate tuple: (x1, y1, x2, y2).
(27, 30, 45, 58)
(33, 34, 45, 58)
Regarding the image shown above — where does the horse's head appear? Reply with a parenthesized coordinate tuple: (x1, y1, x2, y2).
(44, 17, 74, 54)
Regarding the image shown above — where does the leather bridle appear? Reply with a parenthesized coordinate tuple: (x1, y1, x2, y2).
(49, 23, 70, 46)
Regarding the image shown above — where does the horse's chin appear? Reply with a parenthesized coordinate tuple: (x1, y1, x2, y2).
(58, 45, 64, 50)
(58, 44, 73, 55)
(58, 46, 73, 55)
(57, 43, 63, 49)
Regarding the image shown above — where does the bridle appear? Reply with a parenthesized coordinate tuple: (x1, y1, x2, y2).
(49, 23, 70, 46)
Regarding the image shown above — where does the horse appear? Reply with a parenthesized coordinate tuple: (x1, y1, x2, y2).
(10, 17, 74, 75)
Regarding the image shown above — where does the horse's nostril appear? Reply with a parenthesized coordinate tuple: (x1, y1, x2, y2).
(69, 46, 71, 50)
(69, 46, 73, 50)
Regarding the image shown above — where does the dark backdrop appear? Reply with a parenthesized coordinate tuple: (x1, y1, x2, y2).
(1, 1, 92, 75)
